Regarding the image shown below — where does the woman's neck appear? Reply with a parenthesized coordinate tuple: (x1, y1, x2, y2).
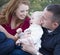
(11, 16, 24, 29)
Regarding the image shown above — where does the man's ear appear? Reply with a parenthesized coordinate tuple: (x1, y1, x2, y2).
(53, 22, 59, 28)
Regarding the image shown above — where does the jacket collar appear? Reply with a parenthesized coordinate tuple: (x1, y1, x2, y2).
(48, 25, 60, 35)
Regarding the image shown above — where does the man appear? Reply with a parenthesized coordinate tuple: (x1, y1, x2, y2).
(21, 4, 60, 55)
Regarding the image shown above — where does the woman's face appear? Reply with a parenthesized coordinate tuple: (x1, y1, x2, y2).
(15, 4, 29, 20)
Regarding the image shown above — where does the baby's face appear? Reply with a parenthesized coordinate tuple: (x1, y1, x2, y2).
(30, 13, 41, 25)
(30, 16, 37, 24)
(30, 11, 43, 25)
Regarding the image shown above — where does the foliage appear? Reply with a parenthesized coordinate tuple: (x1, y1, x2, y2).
(30, 0, 60, 12)
(0, 0, 60, 13)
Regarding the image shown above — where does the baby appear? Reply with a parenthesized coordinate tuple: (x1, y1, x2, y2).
(16, 11, 43, 50)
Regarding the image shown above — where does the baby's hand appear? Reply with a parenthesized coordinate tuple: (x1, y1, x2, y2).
(16, 28, 22, 34)
(15, 28, 23, 38)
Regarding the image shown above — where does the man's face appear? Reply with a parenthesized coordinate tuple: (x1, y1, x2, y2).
(41, 9, 54, 30)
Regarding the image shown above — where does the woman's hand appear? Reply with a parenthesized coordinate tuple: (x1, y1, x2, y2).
(16, 39, 21, 45)
(21, 39, 37, 54)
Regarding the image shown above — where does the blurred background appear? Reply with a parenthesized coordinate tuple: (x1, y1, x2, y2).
(0, 0, 60, 14)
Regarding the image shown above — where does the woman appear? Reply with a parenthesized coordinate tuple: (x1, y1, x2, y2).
(0, 0, 30, 41)
(0, 0, 30, 55)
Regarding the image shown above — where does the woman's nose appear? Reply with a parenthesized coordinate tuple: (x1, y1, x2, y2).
(24, 11, 28, 15)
